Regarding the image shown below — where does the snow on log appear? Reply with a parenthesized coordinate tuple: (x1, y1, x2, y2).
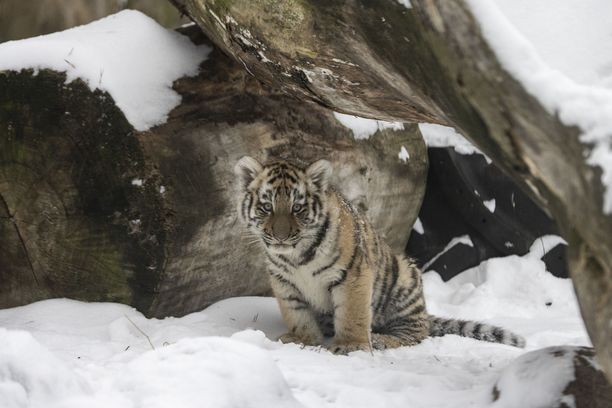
(0, 13, 427, 317)
(0, 10, 208, 132)
(170, 0, 612, 380)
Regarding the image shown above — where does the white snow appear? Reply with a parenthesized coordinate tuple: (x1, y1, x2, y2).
(467, 0, 612, 213)
(0, 240, 588, 408)
(493, 0, 612, 89)
(0, 303, 300, 408)
(333, 115, 491, 161)
(412, 217, 424, 234)
(422, 234, 474, 270)
(0, 10, 210, 131)
(438, 236, 568, 301)
(0, 244, 587, 408)
(483, 199, 496, 213)
(492, 347, 577, 408)
(418, 123, 489, 160)
(131, 178, 143, 187)
(397, 0, 412, 9)
(398, 145, 410, 162)
(333, 112, 404, 139)
(526, 235, 567, 260)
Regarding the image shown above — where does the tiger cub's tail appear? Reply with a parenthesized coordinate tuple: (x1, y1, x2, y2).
(428, 316, 526, 348)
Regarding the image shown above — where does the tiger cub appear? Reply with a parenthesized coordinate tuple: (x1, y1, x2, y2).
(234, 156, 525, 354)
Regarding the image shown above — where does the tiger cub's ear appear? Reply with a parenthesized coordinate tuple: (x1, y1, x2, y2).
(306, 159, 332, 192)
(234, 156, 263, 190)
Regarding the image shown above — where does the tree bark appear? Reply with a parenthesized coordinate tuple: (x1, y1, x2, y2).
(0, 27, 427, 317)
(170, 0, 612, 379)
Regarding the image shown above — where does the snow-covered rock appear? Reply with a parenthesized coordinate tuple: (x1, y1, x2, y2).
(491, 346, 610, 408)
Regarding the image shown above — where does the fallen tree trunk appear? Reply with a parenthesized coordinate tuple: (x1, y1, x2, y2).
(171, 0, 612, 379)
(0, 27, 427, 317)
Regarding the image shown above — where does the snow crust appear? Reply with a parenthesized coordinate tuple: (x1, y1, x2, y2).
(483, 199, 496, 213)
(0, 10, 210, 131)
(526, 235, 567, 260)
(0, 242, 587, 408)
(397, 0, 412, 9)
(412, 217, 424, 234)
(422, 234, 474, 270)
(418, 123, 487, 158)
(398, 145, 410, 162)
(467, 0, 612, 213)
(333, 112, 404, 139)
(333, 114, 489, 161)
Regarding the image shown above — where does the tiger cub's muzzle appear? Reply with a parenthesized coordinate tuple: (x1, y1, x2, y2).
(265, 213, 300, 248)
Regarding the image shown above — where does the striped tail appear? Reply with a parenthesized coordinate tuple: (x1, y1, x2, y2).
(428, 316, 526, 348)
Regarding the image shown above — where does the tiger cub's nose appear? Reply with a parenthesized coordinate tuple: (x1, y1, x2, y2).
(271, 214, 292, 241)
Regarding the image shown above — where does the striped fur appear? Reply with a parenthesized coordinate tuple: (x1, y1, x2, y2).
(234, 157, 526, 353)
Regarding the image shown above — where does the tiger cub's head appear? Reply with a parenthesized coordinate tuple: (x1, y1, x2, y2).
(234, 156, 332, 254)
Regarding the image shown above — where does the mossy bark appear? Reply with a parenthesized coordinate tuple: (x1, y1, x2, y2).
(0, 70, 154, 310)
(0, 28, 427, 318)
(170, 0, 612, 380)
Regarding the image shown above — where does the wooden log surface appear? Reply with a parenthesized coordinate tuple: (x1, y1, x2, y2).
(0, 27, 427, 317)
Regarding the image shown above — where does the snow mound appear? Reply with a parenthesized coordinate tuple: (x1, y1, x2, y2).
(425, 255, 576, 320)
(0, 328, 299, 408)
(0, 248, 590, 407)
(115, 337, 300, 408)
(0, 329, 91, 408)
(0, 10, 210, 131)
(468, 0, 612, 213)
(424, 237, 585, 349)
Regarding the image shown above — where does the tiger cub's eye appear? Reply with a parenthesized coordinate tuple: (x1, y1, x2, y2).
(261, 202, 273, 212)
(292, 203, 303, 213)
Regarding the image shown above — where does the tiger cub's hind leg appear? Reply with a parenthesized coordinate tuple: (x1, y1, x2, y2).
(371, 255, 430, 350)
(371, 314, 430, 350)
(371, 323, 429, 350)
(370, 333, 405, 349)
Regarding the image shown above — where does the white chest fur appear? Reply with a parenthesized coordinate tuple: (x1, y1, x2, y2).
(290, 264, 335, 313)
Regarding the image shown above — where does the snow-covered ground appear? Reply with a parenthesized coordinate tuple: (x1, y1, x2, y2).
(0, 240, 588, 408)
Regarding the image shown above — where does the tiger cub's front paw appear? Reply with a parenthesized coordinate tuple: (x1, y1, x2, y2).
(278, 332, 321, 346)
(329, 341, 371, 355)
